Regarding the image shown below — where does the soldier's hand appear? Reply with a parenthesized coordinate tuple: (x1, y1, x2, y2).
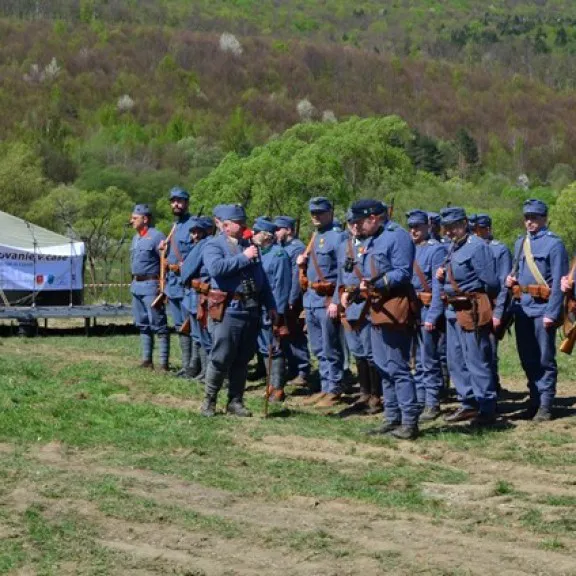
(158, 239, 167, 251)
(296, 253, 308, 267)
(435, 267, 445, 282)
(423, 321, 435, 332)
(327, 303, 339, 319)
(359, 279, 370, 291)
(505, 275, 517, 288)
(543, 316, 555, 330)
(340, 291, 350, 309)
(492, 317, 502, 331)
(243, 245, 259, 260)
(561, 275, 574, 293)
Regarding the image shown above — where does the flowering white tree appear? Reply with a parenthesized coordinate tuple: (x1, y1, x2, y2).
(219, 33, 243, 56)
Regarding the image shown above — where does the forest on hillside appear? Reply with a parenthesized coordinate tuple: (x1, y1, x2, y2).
(1, 1, 576, 263)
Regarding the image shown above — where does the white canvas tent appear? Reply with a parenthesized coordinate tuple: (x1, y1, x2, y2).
(0, 210, 84, 305)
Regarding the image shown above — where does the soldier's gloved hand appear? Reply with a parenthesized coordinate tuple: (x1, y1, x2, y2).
(543, 317, 556, 330)
(296, 253, 308, 267)
(435, 267, 445, 282)
(327, 303, 339, 319)
(505, 275, 518, 288)
(243, 245, 259, 260)
(561, 275, 574, 293)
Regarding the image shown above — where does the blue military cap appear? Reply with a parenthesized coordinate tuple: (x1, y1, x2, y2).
(309, 196, 333, 213)
(213, 205, 227, 219)
(132, 204, 151, 216)
(273, 216, 296, 230)
(468, 213, 478, 225)
(523, 198, 548, 216)
(406, 209, 429, 227)
(253, 217, 277, 234)
(428, 212, 441, 226)
(169, 186, 190, 201)
(199, 216, 214, 230)
(440, 206, 467, 225)
(476, 213, 492, 228)
(349, 199, 387, 222)
(188, 217, 203, 230)
(218, 204, 246, 222)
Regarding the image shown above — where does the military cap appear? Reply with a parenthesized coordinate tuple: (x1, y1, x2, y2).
(476, 213, 492, 228)
(218, 204, 246, 222)
(428, 212, 441, 226)
(212, 205, 227, 219)
(440, 206, 467, 225)
(273, 216, 296, 230)
(349, 199, 387, 222)
(406, 209, 429, 227)
(169, 186, 190, 201)
(188, 217, 212, 231)
(199, 216, 214, 230)
(309, 196, 333, 213)
(253, 217, 277, 234)
(468, 213, 478, 226)
(523, 198, 548, 216)
(132, 204, 152, 216)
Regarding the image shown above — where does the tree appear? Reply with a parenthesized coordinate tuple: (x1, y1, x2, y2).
(456, 128, 479, 178)
(550, 183, 576, 254)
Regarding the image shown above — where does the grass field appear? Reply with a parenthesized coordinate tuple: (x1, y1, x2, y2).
(1, 325, 576, 575)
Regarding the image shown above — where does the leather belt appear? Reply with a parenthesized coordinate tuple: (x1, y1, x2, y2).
(132, 274, 160, 281)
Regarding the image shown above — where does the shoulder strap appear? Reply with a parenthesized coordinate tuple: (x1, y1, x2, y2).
(170, 229, 183, 264)
(447, 263, 461, 294)
(523, 236, 548, 287)
(413, 259, 431, 292)
(347, 238, 363, 281)
(309, 236, 325, 282)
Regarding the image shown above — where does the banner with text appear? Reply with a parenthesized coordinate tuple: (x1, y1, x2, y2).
(0, 243, 85, 291)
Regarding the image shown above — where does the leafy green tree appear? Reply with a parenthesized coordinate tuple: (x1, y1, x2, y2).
(550, 183, 576, 254)
(0, 143, 47, 218)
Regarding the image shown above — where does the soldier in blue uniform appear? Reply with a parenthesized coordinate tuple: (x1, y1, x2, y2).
(407, 209, 445, 420)
(164, 187, 195, 377)
(336, 210, 381, 414)
(273, 216, 311, 386)
(297, 197, 345, 409)
(436, 207, 500, 425)
(504, 199, 568, 421)
(252, 217, 291, 402)
(475, 214, 512, 394)
(129, 204, 169, 370)
(428, 211, 450, 393)
(201, 204, 277, 417)
(181, 216, 214, 382)
(341, 199, 420, 439)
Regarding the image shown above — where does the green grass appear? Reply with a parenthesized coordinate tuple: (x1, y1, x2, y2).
(1, 332, 576, 573)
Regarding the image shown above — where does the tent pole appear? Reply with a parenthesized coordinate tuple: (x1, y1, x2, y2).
(26, 221, 38, 308)
(68, 226, 74, 307)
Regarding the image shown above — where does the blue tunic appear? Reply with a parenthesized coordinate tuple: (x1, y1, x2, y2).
(165, 214, 194, 300)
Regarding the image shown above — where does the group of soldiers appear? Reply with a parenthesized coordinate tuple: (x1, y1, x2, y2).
(129, 187, 575, 440)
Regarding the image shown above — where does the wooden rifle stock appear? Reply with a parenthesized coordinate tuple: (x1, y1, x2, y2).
(560, 260, 576, 354)
(179, 316, 191, 335)
(151, 225, 176, 310)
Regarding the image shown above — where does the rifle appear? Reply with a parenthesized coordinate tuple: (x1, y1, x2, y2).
(263, 342, 274, 418)
(560, 257, 576, 354)
(493, 239, 523, 340)
(151, 225, 176, 309)
(179, 316, 191, 335)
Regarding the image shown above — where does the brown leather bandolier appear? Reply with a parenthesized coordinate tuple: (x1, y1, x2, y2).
(300, 234, 336, 305)
(560, 257, 576, 354)
(368, 257, 418, 329)
(512, 284, 551, 301)
(446, 264, 492, 332)
(413, 259, 433, 307)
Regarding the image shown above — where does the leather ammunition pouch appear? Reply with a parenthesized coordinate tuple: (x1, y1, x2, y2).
(512, 284, 551, 301)
(167, 264, 180, 274)
(448, 292, 492, 332)
(417, 292, 433, 307)
(369, 285, 419, 329)
(207, 290, 229, 322)
(311, 281, 335, 297)
(298, 269, 309, 292)
(192, 279, 210, 294)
